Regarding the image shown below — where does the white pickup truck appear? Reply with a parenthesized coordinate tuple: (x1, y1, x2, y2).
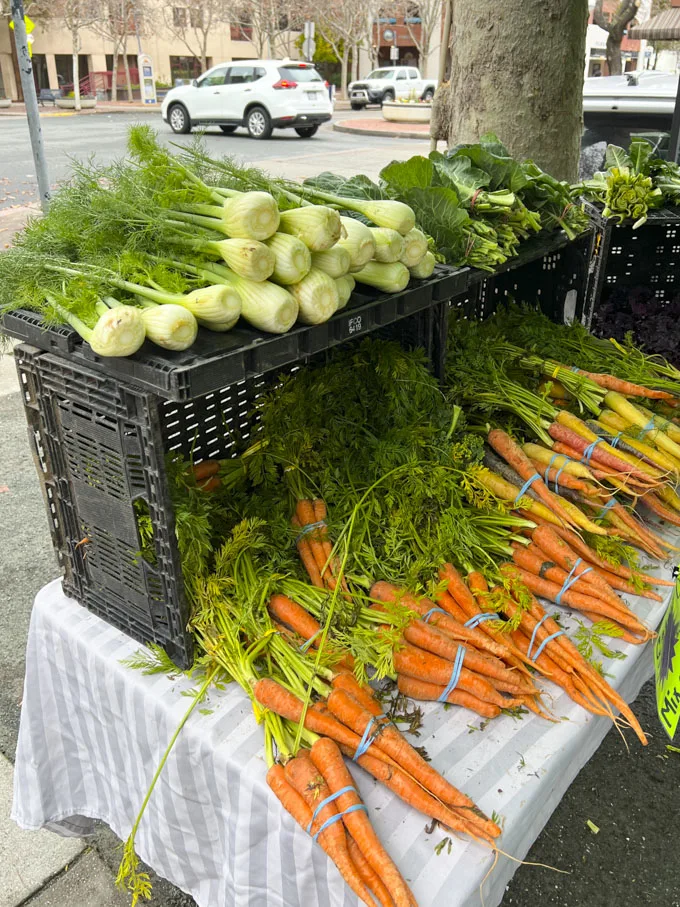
(348, 66, 437, 110)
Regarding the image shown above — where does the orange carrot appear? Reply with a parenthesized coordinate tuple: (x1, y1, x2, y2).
(269, 593, 323, 641)
(510, 544, 623, 610)
(253, 679, 392, 766)
(572, 369, 674, 400)
(501, 564, 651, 637)
(438, 563, 477, 617)
(296, 499, 331, 579)
(347, 838, 395, 907)
(640, 492, 680, 527)
(292, 515, 325, 588)
(434, 588, 469, 623)
(488, 428, 578, 526)
(370, 581, 512, 661)
(403, 620, 533, 695)
(331, 671, 384, 718)
(529, 460, 600, 496)
(191, 459, 220, 481)
(340, 745, 499, 843)
(310, 738, 415, 907)
(325, 688, 478, 811)
(393, 643, 522, 709)
(548, 423, 657, 482)
(281, 756, 375, 907)
(397, 674, 502, 718)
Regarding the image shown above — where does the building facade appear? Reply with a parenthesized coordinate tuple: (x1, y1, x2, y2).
(0, 6, 300, 100)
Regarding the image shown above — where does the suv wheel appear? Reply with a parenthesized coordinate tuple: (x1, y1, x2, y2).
(168, 104, 191, 134)
(246, 106, 272, 139)
(423, 88, 434, 101)
(295, 125, 319, 138)
(351, 102, 364, 111)
(381, 90, 395, 105)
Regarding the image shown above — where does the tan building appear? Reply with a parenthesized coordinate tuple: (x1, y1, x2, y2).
(0, 6, 301, 100)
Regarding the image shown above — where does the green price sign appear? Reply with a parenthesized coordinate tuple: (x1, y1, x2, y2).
(655, 574, 680, 741)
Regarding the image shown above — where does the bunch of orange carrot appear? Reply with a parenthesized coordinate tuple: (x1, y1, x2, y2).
(268, 739, 417, 907)
(254, 674, 502, 851)
(293, 498, 349, 595)
(370, 579, 548, 720)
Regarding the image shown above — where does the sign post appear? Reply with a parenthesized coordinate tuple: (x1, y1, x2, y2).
(10, 0, 50, 212)
(302, 21, 316, 62)
(655, 574, 680, 741)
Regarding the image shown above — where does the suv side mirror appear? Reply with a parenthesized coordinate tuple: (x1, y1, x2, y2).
(192, 78, 199, 87)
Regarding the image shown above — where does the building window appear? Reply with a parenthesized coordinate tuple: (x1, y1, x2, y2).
(170, 55, 208, 82)
(189, 8, 203, 28)
(172, 7, 187, 27)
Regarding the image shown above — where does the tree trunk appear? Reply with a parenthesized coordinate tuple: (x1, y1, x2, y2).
(122, 35, 133, 101)
(606, 35, 624, 75)
(442, 0, 588, 181)
(340, 47, 350, 99)
(72, 33, 81, 111)
(111, 49, 119, 102)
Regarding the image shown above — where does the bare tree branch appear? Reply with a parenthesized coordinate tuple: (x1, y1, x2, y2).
(593, 0, 639, 75)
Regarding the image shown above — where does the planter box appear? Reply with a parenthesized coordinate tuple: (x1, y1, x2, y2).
(382, 101, 431, 124)
(0, 98, 12, 108)
(55, 98, 97, 109)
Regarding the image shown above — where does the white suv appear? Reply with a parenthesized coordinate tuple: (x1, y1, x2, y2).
(161, 60, 333, 139)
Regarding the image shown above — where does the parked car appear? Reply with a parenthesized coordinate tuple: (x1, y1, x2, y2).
(581, 71, 678, 153)
(161, 60, 332, 139)
(348, 67, 437, 110)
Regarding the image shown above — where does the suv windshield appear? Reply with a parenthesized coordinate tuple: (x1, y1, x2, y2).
(278, 66, 323, 83)
(366, 70, 394, 80)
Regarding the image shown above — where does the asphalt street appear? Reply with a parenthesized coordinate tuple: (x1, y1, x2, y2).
(0, 109, 428, 212)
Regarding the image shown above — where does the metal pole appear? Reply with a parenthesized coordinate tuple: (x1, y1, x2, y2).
(10, 0, 50, 212)
(669, 71, 680, 164)
(437, 0, 452, 86)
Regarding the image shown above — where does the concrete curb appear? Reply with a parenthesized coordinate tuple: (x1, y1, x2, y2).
(333, 120, 430, 140)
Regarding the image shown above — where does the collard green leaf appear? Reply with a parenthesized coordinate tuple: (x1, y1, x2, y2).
(303, 172, 385, 200)
(604, 144, 632, 171)
(380, 156, 434, 195)
(430, 154, 491, 204)
(401, 186, 469, 262)
(447, 136, 528, 193)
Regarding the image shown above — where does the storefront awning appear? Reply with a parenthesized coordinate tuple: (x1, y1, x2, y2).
(629, 8, 680, 41)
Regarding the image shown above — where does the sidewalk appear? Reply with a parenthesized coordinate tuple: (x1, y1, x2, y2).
(334, 117, 431, 139)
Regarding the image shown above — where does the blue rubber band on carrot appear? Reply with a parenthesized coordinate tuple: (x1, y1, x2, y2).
(464, 612, 499, 629)
(306, 786, 357, 834)
(526, 613, 550, 660)
(531, 630, 565, 662)
(514, 473, 541, 506)
(582, 439, 603, 464)
(299, 628, 323, 653)
(311, 804, 368, 841)
(596, 497, 617, 520)
(423, 607, 448, 623)
(555, 559, 590, 604)
(353, 716, 381, 760)
(437, 646, 465, 702)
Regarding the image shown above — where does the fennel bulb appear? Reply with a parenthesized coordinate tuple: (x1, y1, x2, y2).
(264, 233, 311, 285)
(139, 304, 198, 350)
(311, 246, 351, 279)
(222, 191, 280, 240)
(352, 261, 410, 294)
(337, 217, 376, 270)
(371, 228, 405, 263)
(289, 268, 340, 324)
(335, 275, 355, 310)
(211, 238, 275, 281)
(204, 263, 298, 333)
(408, 251, 436, 279)
(278, 206, 342, 251)
(399, 228, 429, 268)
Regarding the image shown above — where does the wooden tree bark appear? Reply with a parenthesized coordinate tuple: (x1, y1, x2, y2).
(441, 0, 589, 181)
(593, 0, 640, 76)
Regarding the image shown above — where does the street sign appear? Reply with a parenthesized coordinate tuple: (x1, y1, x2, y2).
(9, 13, 34, 57)
(390, 45, 399, 61)
(655, 574, 680, 741)
(302, 37, 316, 60)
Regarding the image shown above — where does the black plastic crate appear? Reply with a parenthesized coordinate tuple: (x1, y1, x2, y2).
(443, 229, 594, 326)
(3, 268, 463, 402)
(14, 302, 446, 668)
(583, 201, 680, 328)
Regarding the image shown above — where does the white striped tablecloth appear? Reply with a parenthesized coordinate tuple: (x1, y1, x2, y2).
(12, 573, 674, 907)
